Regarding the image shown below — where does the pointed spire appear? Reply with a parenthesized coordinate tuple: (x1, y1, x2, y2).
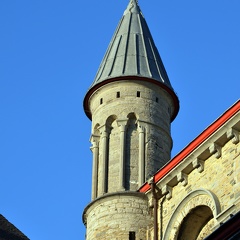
(90, 0, 173, 90)
(124, 0, 140, 15)
(84, 0, 179, 120)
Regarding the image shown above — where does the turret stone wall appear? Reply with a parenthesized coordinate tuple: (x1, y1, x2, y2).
(84, 79, 176, 239)
(89, 81, 175, 199)
(83, 192, 152, 240)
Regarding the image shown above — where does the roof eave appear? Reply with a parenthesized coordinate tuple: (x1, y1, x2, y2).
(83, 76, 180, 122)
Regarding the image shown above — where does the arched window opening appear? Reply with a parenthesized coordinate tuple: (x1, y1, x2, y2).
(106, 115, 119, 193)
(93, 124, 100, 136)
(177, 205, 213, 240)
(125, 113, 138, 190)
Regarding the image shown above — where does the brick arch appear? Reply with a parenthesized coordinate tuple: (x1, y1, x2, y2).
(163, 189, 221, 240)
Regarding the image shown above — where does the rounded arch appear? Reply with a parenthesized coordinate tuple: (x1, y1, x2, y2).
(127, 112, 139, 121)
(177, 205, 213, 240)
(106, 115, 117, 128)
(93, 123, 100, 135)
(163, 189, 221, 240)
(125, 112, 138, 190)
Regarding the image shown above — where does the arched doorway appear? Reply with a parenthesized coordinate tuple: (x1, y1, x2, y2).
(163, 189, 221, 240)
(177, 205, 213, 240)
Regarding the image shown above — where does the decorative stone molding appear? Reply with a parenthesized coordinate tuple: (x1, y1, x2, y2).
(116, 119, 128, 191)
(162, 185, 172, 200)
(117, 119, 128, 131)
(137, 120, 146, 133)
(98, 124, 111, 136)
(215, 204, 236, 224)
(163, 189, 221, 240)
(209, 143, 222, 159)
(90, 134, 100, 145)
(177, 172, 188, 186)
(227, 128, 239, 144)
(192, 158, 204, 173)
(137, 120, 146, 187)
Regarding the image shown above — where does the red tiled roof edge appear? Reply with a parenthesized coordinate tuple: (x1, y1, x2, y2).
(139, 100, 240, 193)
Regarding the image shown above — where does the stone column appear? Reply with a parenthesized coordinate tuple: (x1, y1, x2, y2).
(138, 122, 145, 187)
(90, 134, 100, 200)
(117, 119, 128, 191)
(99, 125, 110, 195)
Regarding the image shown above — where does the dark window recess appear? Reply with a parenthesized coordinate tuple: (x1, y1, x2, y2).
(137, 91, 140, 97)
(129, 232, 136, 240)
(117, 92, 120, 98)
(100, 98, 103, 104)
(156, 97, 159, 103)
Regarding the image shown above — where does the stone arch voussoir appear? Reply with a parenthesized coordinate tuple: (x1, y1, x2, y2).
(163, 189, 221, 240)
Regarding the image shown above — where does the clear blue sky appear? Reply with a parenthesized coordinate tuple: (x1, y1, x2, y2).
(0, 1, 239, 239)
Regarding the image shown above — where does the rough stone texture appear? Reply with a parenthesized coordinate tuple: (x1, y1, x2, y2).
(153, 129, 240, 240)
(83, 192, 152, 240)
(89, 80, 174, 197)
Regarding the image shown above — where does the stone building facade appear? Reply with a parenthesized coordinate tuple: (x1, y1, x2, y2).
(82, 0, 240, 239)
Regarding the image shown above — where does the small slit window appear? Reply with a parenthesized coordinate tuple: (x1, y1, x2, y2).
(116, 92, 120, 98)
(129, 232, 136, 240)
(156, 97, 159, 103)
(100, 98, 103, 105)
(137, 91, 140, 97)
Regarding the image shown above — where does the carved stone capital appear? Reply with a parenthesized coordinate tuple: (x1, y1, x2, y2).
(116, 119, 128, 132)
(90, 134, 100, 144)
(98, 125, 111, 137)
(227, 128, 239, 144)
(137, 120, 145, 133)
(209, 143, 222, 159)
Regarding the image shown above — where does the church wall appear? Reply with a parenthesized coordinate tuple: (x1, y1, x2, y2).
(147, 117, 240, 240)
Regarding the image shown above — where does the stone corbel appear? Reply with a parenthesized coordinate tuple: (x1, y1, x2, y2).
(162, 185, 172, 200)
(177, 172, 188, 186)
(192, 158, 204, 173)
(227, 128, 239, 144)
(209, 143, 222, 159)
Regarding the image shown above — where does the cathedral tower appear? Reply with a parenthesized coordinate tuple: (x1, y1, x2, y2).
(83, 0, 179, 239)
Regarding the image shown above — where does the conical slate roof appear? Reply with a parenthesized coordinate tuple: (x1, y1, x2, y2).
(84, 0, 179, 120)
(93, 0, 172, 89)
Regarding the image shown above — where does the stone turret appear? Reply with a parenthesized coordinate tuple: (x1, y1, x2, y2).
(83, 0, 179, 239)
